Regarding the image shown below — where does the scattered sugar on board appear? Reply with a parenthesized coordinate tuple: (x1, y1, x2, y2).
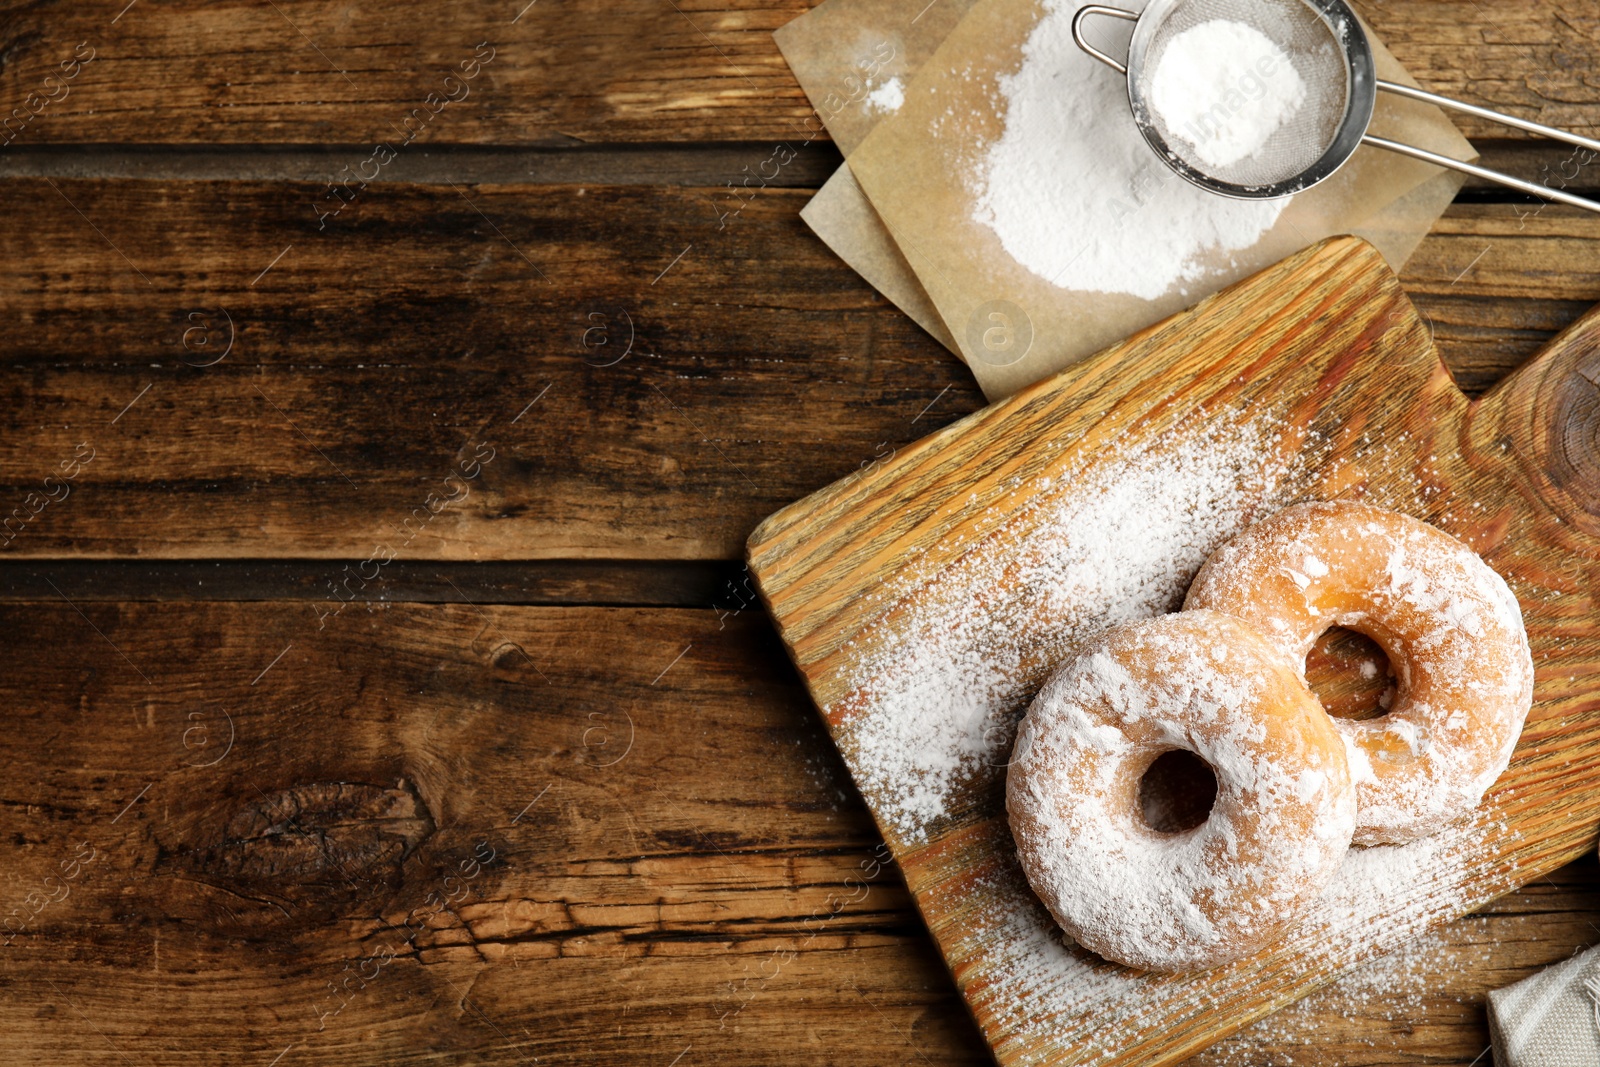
(840, 416, 1289, 843)
(820, 386, 1551, 1057)
(955, 806, 1519, 1063)
(970, 0, 1288, 299)
(1201, 921, 1490, 1064)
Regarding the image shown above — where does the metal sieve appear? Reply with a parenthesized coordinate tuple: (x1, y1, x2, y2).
(1072, 0, 1600, 213)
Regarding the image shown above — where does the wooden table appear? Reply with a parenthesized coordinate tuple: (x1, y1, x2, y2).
(0, 2, 1595, 1064)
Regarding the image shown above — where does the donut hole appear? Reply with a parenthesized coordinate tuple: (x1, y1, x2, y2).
(1138, 750, 1218, 834)
(1306, 626, 1398, 721)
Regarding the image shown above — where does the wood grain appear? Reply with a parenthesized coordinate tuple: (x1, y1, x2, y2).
(3, 0, 1600, 1062)
(0, 177, 1593, 562)
(0, 2, 1594, 145)
(0, 601, 989, 1064)
(0, 1, 804, 147)
(1360, 0, 1600, 142)
(0, 596, 1595, 1065)
(0, 1, 1594, 1064)
(0, 559, 745, 606)
(1191, 855, 1600, 1067)
(0, 176, 977, 561)
(747, 236, 1600, 1066)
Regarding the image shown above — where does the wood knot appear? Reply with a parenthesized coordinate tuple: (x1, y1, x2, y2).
(170, 780, 434, 931)
(1546, 349, 1600, 524)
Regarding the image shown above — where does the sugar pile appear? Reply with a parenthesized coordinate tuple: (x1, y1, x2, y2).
(1149, 20, 1308, 169)
(864, 76, 904, 114)
(971, 0, 1289, 300)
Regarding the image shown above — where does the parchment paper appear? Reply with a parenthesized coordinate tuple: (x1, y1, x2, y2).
(803, 164, 962, 351)
(775, 0, 974, 158)
(780, 0, 1473, 399)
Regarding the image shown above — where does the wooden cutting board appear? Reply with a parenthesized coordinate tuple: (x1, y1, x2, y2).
(746, 236, 1600, 1066)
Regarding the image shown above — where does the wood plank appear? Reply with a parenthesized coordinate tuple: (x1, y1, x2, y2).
(0, 177, 981, 561)
(0, 596, 1595, 1064)
(0, 140, 1583, 195)
(0, 143, 847, 187)
(0, 2, 805, 147)
(0, 601, 989, 1064)
(0, 2, 1594, 145)
(746, 236, 1600, 1065)
(1360, 0, 1600, 143)
(0, 179, 1594, 562)
(0, 182, 1587, 566)
(1468, 140, 1600, 196)
(0, 597, 1594, 1065)
(1400, 204, 1600, 395)
(1192, 856, 1600, 1067)
(0, 559, 745, 606)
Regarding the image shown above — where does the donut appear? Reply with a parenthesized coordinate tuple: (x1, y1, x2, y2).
(1184, 501, 1534, 846)
(1006, 611, 1356, 971)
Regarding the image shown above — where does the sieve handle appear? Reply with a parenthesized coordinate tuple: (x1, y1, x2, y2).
(1071, 5, 1139, 76)
(1368, 79, 1600, 215)
(1376, 81, 1600, 157)
(1361, 134, 1600, 216)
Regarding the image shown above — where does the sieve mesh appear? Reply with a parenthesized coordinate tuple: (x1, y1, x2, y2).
(1129, 0, 1351, 189)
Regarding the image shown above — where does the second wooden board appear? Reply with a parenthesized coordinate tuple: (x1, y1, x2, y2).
(747, 236, 1600, 1065)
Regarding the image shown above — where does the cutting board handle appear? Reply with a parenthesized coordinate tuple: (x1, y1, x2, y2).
(1472, 301, 1600, 531)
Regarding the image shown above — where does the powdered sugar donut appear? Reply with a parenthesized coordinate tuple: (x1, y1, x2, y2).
(1184, 501, 1534, 846)
(1006, 611, 1356, 971)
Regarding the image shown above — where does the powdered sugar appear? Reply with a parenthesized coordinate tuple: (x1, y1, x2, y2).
(1008, 612, 1355, 970)
(839, 416, 1289, 842)
(1295, 767, 1328, 803)
(970, 0, 1289, 299)
(864, 76, 904, 114)
(1200, 921, 1485, 1064)
(956, 806, 1518, 1064)
(1149, 20, 1307, 170)
(1184, 502, 1535, 846)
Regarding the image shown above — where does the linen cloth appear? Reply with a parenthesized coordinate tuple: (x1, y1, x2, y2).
(1488, 945, 1600, 1067)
